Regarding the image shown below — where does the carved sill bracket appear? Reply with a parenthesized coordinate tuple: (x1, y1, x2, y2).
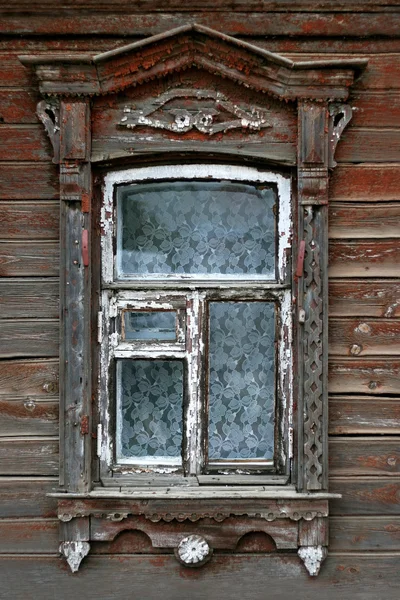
(60, 541, 90, 573)
(298, 545, 327, 577)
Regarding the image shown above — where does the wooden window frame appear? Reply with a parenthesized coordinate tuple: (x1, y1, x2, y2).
(19, 24, 366, 575)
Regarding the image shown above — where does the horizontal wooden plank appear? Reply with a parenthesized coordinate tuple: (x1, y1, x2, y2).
(0, 163, 58, 199)
(0, 554, 399, 599)
(350, 92, 400, 128)
(0, 90, 39, 124)
(0, 397, 58, 437)
(329, 203, 400, 239)
(2, 11, 400, 37)
(330, 165, 400, 201)
(0, 126, 52, 161)
(0, 359, 59, 396)
(329, 240, 400, 278)
(0, 519, 58, 554)
(329, 318, 400, 357)
(0, 241, 59, 276)
(329, 359, 400, 395)
(0, 201, 59, 240)
(0, 477, 57, 518)
(330, 478, 400, 516)
(329, 280, 400, 318)
(330, 516, 400, 551)
(335, 129, 400, 163)
(0, 279, 59, 319)
(329, 438, 400, 477)
(0, 320, 59, 358)
(329, 397, 400, 435)
(0, 437, 58, 476)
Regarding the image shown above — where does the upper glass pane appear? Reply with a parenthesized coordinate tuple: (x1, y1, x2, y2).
(124, 311, 177, 341)
(116, 181, 276, 277)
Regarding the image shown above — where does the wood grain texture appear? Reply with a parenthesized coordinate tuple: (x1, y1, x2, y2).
(330, 165, 400, 201)
(329, 397, 400, 434)
(0, 437, 58, 476)
(329, 359, 400, 395)
(329, 203, 400, 239)
(0, 320, 59, 358)
(329, 280, 400, 318)
(2, 11, 400, 37)
(0, 126, 52, 161)
(330, 516, 400, 551)
(335, 129, 400, 163)
(0, 201, 59, 240)
(0, 90, 39, 124)
(0, 163, 58, 199)
(329, 240, 400, 278)
(0, 279, 59, 319)
(329, 318, 400, 357)
(0, 519, 58, 554)
(0, 359, 59, 396)
(330, 478, 400, 515)
(329, 438, 400, 477)
(0, 242, 59, 276)
(0, 397, 58, 437)
(0, 554, 399, 600)
(0, 477, 57, 518)
(350, 92, 400, 128)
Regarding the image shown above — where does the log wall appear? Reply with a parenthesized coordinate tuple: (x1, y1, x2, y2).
(0, 2, 399, 598)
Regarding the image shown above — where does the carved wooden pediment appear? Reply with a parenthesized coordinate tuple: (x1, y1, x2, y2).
(20, 23, 366, 100)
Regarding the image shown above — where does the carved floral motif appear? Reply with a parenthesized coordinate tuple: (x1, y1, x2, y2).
(119, 89, 272, 135)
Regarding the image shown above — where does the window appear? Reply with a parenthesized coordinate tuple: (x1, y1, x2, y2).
(99, 165, 292, 483)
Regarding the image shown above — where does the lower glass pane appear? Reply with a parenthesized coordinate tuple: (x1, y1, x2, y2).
(208, 302, 275, 461)
(117, 360, 183, 463)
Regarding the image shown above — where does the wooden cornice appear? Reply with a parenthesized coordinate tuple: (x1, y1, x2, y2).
(19, 24, 367, 100)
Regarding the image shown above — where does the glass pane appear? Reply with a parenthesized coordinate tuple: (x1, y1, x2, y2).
(208, 302, 275, 461)
(117, 360, 183, 462)
(117, 181, 276, 277)
(124, 311, 177, 341)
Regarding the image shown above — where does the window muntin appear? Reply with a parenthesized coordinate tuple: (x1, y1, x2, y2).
(100, 165, 292, 481)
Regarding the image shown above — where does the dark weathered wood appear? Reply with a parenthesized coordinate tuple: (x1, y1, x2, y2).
(0, 477, 57, 518)
(0, 519, 58, 554)
(0, 279, 59, 319)
(3, 11, 400, 37)
(0, 554, 400, 599)
(329, 359, 400, 395)
(0, 320, 59, 358)
(335, 129, 400, 163)
(0, 242, 59, 276)
(350, 92, 400, 128)
(329, 438, 400, 477)
(0, 397, 58, 437)
(0, 90, 39, 124)
(0, 437, 58, 476)
(0, 126, 52, 161)
(329, 240, 400, 278)
(329, 318, 400, 357)
(0, 163, 58, 199)
(329, 280, 400, 318)
(330, 517, 400, 551)
(329, 203, 400, 239)
(330, 478, 400, 515)
(0, 359, 59, 396)
(329, 397, 400, 434)
(0, 201, 59, 240)
(330, 165, 400, 201)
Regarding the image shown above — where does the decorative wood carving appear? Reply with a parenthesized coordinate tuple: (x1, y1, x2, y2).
(36, 98, 60, 164)
(20, 24, 366, 575)
(175, 535, 212, 567)
(298, 545, 327, 577)
(119, 89, 272, 135)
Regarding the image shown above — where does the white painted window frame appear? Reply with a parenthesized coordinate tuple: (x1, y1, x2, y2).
(98, 164, 293, 482)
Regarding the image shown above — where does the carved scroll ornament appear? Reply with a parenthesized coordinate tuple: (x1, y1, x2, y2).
(119, 89, 272, 135)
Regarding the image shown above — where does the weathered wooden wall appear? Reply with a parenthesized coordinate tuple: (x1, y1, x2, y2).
(0, 2, 399, 598)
